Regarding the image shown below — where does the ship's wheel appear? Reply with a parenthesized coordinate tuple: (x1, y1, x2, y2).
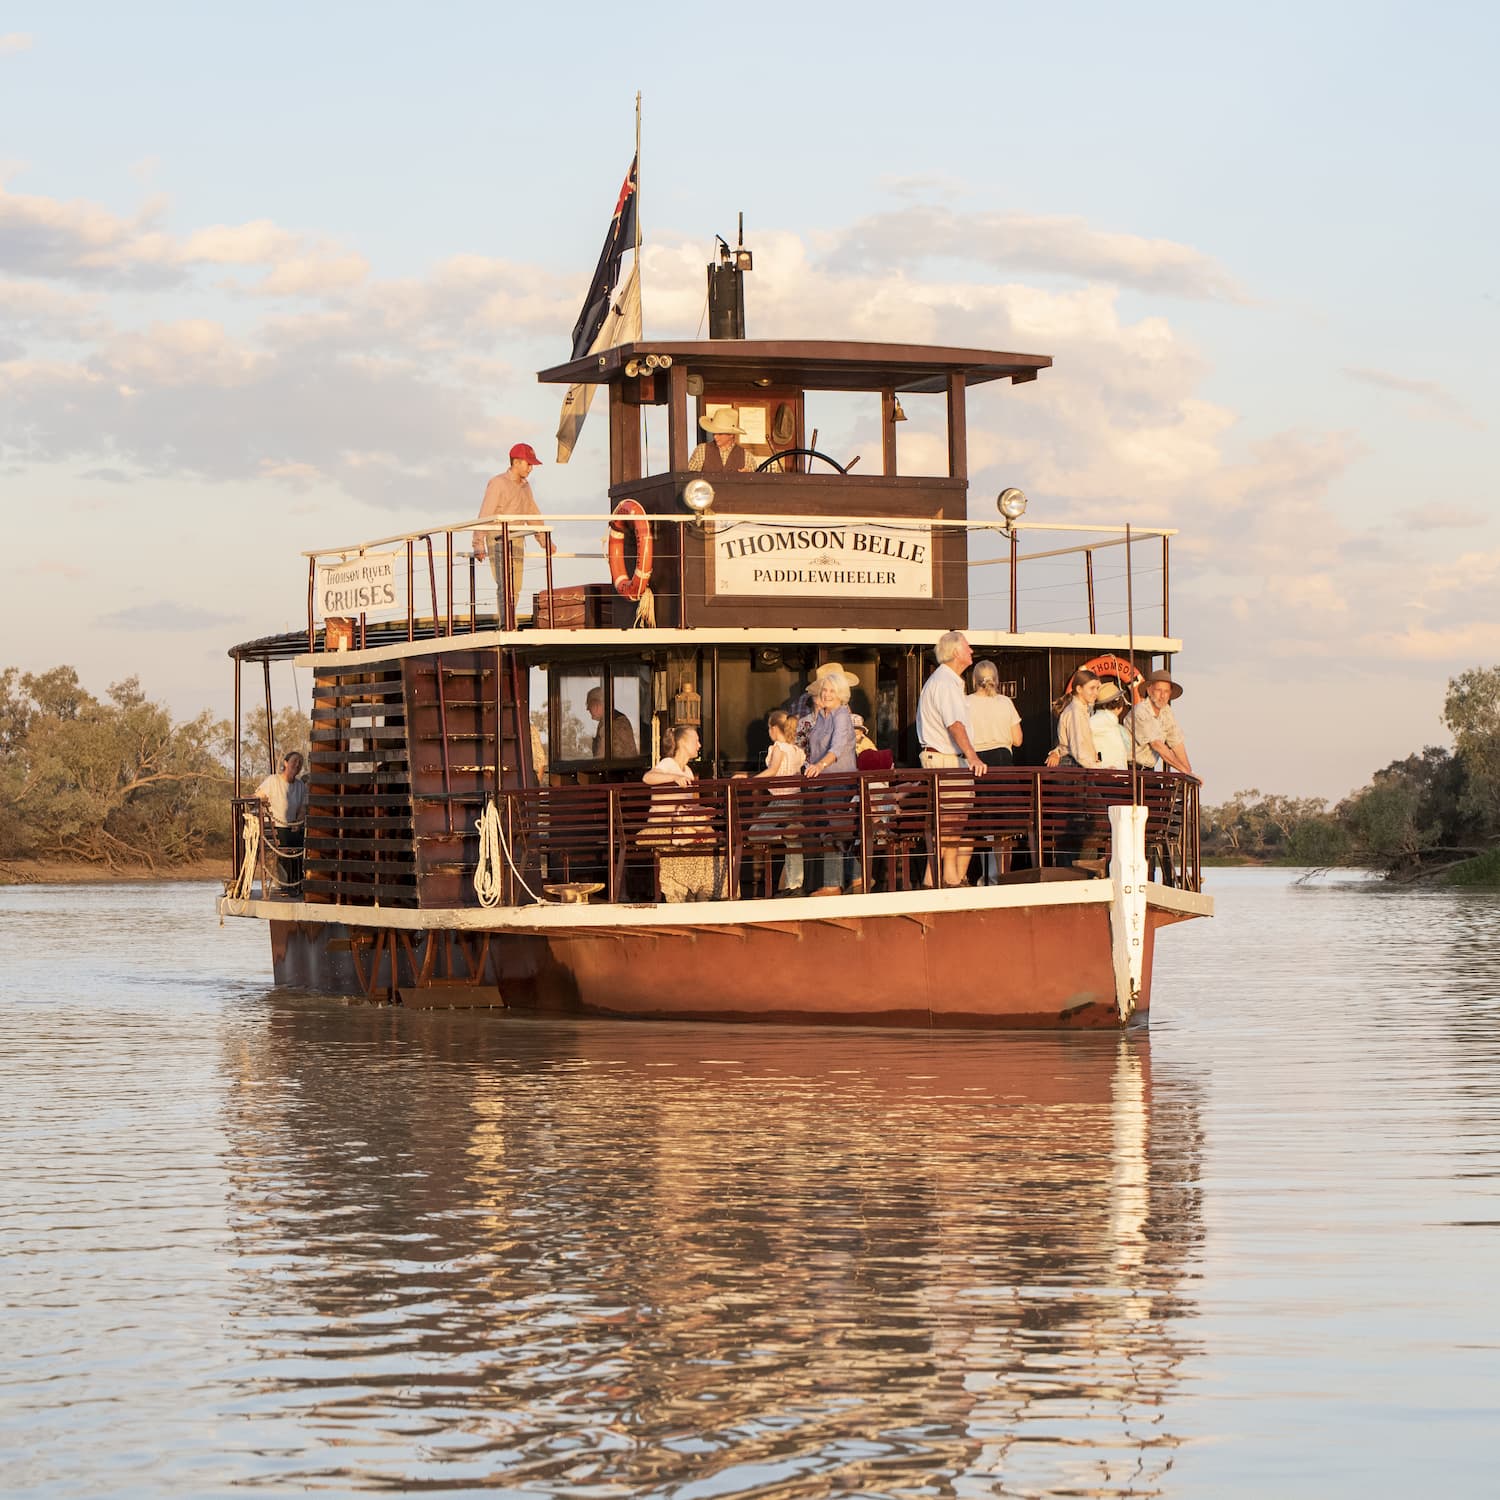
(756, 447, 847, 475)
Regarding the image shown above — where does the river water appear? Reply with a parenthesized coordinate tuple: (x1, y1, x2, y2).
(2, 869, 1497, 1497)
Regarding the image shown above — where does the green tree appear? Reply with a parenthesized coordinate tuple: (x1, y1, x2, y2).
(2, 668, 232, 869)
(1443, 665, 1500, 838)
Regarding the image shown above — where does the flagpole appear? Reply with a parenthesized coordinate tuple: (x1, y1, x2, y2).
(634, 91, 643, 334)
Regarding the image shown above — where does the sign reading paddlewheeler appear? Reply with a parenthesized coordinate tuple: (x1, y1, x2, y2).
(317, 553, 399, 618)
(711, 519, 933, 599)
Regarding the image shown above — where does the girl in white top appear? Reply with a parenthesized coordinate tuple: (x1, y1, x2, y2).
(734, 709, 806, 892)
(642, 725, 722, 901)
(644, 727, 693, 786)
(1090, 683, 1132, 770)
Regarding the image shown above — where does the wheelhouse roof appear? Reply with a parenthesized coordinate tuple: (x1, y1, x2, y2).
(535, 340, 1051, 395)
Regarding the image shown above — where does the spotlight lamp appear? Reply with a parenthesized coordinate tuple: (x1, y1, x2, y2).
(997, 487, 1028, 524)
(683, 479, 716, 516)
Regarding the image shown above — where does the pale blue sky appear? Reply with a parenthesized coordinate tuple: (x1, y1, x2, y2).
(2, 2, 1495, 797)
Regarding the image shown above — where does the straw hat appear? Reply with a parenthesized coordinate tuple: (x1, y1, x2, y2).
(1144, 668, 1183, 701)
(1095, 681, 1123, 706)
(806, 661, 862, 690)
(699, 408, 744, 435)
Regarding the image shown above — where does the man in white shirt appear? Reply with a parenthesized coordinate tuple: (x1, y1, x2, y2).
(916, 630, 986, 887)
(254, 751, 307, 894)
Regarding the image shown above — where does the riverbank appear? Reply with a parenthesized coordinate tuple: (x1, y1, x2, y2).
(1442, 848, 1500, 886)
(0, 858, 226, 886)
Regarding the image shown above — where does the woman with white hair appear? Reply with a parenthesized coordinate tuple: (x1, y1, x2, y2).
(802, 665, 858, 895)
(967, 660, 1022, 769)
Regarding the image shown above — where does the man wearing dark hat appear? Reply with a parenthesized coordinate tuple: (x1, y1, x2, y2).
(473, 443, 557, 613)
(1123, 669, 1193, 774)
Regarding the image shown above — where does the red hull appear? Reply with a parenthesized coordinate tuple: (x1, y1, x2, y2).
(269, 899, 1172, 1029)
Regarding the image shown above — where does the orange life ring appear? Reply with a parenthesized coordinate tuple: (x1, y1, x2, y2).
(608, 499, 653, 601)
(1075, 653, 1145, 702)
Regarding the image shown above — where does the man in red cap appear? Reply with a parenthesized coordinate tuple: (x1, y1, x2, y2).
(473, 443, 556, 616)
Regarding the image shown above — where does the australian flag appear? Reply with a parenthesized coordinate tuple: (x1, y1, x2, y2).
(569, 156, 638, 360)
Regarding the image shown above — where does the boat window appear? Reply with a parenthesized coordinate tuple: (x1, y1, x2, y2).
(800, 390, 881, 476)
(550, 661, 651, 770)
(883, 390, 948, 478)
(528, 666, 550, 777)
(612, 663, 651, 760)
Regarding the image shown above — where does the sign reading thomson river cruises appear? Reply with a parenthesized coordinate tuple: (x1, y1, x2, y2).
(317, 553, 399, 617)
(711, 520, 933, 599)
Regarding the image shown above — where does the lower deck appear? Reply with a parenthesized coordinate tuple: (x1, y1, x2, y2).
(228, 641, 1200, 912)
(222, 877, 1210, 1028)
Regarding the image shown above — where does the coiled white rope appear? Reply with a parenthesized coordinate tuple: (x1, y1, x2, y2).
(227, 809, 260, 901)
(474, 798, 544, 907)
(473, 798, 505, 907)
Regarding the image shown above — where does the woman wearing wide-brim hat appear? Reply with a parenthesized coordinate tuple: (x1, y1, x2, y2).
(805, 662, 861, 692)
(689, 408, 753, 474)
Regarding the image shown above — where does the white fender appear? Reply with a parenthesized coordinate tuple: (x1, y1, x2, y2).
(1108, 803, 1150, 1023)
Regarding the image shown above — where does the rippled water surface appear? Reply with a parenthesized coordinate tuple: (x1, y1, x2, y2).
(3, 871, 1499, 1496)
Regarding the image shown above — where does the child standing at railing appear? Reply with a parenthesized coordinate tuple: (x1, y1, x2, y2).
(740, 709, 806, 895)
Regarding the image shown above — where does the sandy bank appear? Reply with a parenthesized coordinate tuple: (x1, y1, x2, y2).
(0, 858, 228, 887)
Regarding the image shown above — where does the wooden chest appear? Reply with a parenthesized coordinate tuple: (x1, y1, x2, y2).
(532, 584, 618, 629)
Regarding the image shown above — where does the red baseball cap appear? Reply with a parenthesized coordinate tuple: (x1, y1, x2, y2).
(509, 442, 542, 466)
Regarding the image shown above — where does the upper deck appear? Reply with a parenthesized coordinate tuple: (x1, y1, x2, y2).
(232, 334, 1181, 662)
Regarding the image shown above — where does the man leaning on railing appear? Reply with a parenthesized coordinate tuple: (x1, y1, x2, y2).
(254, 751, 307, 897)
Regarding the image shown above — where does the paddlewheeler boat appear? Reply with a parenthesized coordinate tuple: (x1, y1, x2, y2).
(219, 333, 1211, 1027)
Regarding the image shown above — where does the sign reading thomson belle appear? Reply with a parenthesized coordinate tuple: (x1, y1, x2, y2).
(711, 520, 933, 599)
(318, 553, 399, 618)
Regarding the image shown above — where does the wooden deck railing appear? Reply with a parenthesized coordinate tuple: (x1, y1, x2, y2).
(492, 767, 1201, 905)
(297, 514, 1176, 651)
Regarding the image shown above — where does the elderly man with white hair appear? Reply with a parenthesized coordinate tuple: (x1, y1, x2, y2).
(917, 630, 986, 888)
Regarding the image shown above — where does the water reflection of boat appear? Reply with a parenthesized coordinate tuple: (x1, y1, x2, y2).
(220, 1010, 1204, 1491)
(219, 241, 1211, 1027)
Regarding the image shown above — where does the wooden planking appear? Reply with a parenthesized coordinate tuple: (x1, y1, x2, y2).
(305, 661, 418, 908)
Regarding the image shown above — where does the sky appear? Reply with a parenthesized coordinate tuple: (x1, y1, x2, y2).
(1, 1, 1495, 801)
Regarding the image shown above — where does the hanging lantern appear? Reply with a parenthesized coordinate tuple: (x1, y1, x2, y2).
(673, 679, 701, 727)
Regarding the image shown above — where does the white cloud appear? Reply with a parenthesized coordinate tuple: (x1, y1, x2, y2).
(1400, 502, 1487, 529)
(828, 206, 1248, 302)
(1344, 366, 1484, 430)
(0, 182, 180, 285)
(98, 601, 244, 631)
(181, 219, 303, 264)
(0, 33, 32, 55)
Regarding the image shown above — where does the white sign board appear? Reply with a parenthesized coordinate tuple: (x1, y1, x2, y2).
(317, 553, 399, 618)
(710, 520, 933, 599)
